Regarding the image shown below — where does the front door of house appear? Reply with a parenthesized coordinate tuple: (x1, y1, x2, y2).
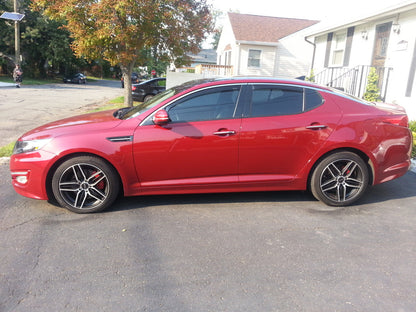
(372, 22, 392, 68)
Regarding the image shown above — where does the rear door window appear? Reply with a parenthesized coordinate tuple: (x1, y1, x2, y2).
(246, 85, 324, 117)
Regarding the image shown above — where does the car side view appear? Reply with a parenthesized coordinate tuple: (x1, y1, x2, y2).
(132, 77, 166, 102)
(63, 73, 87, 84)
(10, 78, 413, 213)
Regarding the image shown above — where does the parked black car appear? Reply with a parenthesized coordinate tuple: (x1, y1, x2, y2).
(132, 78, 166, 102)
(63, 73, 86, 84)
(121, 72, 140, 88)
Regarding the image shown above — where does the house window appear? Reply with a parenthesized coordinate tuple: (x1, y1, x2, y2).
(331, 33, 346, 66)
(248, 49, 261, 68)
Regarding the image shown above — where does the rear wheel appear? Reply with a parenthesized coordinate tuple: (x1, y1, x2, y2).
(52, 156, 120, 213)
(310, 152, 369, 206)
(144, 94, 154, 102)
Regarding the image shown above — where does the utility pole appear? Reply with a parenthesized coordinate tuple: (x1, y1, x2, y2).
(0, 1, 25, 64)
(14, 0, 20, 64)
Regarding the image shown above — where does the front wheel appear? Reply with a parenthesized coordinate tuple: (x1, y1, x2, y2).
(51, 156, 120, 213)
(310, 152, 369, 206)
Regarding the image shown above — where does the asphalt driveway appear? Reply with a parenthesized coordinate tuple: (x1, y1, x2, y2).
(1, 160, 416, 311)
(0, 81, 415, 311)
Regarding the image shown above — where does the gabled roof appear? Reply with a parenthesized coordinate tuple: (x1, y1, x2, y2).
(228, 12, 319, 43)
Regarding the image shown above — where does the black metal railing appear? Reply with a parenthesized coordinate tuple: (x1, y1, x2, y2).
(314, 65, 393, 101)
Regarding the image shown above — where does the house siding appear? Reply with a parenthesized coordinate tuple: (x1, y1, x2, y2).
(310, 5, 416, 120)
(383, 8, 416, 119)
(216, 13, 318, 79)
(276, 28, 316, 78)
(238, 44, 276, 76)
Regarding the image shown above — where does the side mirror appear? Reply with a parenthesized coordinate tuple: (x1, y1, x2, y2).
(153, 109, 170, 126)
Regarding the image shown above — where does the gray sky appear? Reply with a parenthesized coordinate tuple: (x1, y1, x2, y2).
(208, 0, 412, 21)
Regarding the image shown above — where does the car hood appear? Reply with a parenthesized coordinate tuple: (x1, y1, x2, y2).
(20, 110, 123, 140)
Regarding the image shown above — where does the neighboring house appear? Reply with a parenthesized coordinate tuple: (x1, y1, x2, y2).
(188, 49, 217, 67)
(170, 49, 217, 72)
(216, 12, 319, 78)
(306, 0, 416, 120)
(167, 49, 219, 88)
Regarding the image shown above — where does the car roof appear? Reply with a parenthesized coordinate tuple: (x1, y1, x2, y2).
(174, 77, 332, 93)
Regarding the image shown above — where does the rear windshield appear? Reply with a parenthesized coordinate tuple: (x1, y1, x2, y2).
(327, 87, 374, 106)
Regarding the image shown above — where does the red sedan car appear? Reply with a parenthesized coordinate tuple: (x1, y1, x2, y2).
(10, 78, 412, 213)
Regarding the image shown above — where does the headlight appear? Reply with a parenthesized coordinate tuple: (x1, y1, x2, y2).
(13, 138, 52, 155)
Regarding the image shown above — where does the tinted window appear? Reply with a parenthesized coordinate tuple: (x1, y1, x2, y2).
(304, 89, 324, 112)
(249, 86, 303, 117)
(167, 86, 241, 122)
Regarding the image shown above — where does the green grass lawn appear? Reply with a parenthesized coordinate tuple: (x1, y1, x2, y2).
(0, 75, 112, 85)
(0, 76, 61, 85)
(0, 142, 14, 157)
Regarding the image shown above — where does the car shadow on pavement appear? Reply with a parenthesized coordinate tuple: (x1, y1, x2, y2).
(108, 190, 315, 213)
(309, 171, 416, 214)
(108, 172, 416, 214)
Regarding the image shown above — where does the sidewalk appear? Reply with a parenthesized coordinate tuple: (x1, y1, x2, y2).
(0, 82, 14, 87)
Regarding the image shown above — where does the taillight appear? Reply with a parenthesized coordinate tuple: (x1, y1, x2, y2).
(132, 86, 136, 91)
(383, 115, 409, 127)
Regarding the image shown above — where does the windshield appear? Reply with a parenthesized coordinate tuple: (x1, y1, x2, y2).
(120, 89, 176, 120)
(119, 78, 218, 120)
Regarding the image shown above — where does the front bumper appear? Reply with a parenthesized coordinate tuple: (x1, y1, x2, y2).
(10, 150, 57, 200)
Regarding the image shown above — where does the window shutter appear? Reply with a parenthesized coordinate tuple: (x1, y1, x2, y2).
(324, 32, 333, 68)
(343, 27, 355, 67)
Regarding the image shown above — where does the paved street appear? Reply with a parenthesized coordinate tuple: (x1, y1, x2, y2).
(0, 80, 123, 147)
(0, 82, 416, 311)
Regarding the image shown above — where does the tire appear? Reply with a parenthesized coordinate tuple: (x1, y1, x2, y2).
(52, 156, 120, 213)
(143, 94, 154, 102)
(310, 152, 369, 206)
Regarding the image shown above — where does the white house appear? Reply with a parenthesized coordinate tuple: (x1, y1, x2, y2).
(216, 13, 319, 79)
(306, 0, 416, 120)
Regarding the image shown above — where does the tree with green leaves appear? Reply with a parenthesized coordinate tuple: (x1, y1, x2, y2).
(21, 12, 78, 78)
(363, 67, 380, 102)
(0, 0, 17, 73)
(32, 0, 213, 106)
(1, 0, 81, 78)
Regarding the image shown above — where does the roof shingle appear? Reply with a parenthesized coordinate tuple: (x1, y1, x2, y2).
(228, 12, 319, 43)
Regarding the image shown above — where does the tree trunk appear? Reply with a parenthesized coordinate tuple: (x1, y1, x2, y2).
(121, 62, 134, 107)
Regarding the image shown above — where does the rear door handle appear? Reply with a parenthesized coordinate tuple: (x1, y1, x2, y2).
(306, 124, 328, 130)
(213, 130, 236, 136)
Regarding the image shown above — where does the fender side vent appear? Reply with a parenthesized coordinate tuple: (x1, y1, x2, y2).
(107, 136, 133, 142)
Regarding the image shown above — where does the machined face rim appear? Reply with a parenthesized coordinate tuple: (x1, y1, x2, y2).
(319, 158, 365, 203)
(58, 163, 109, 210)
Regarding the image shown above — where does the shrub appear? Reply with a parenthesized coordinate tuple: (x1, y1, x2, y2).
(410, 121, 416, 159)
(363, 67, 380, 102)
